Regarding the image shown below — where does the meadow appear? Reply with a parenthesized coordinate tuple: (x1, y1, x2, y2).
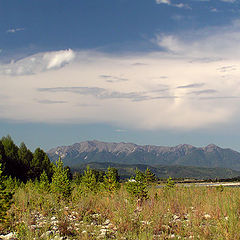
(1, 177, 240, 240)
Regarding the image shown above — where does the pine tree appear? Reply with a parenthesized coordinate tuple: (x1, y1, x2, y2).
(81, 166, 99, 192)
(0, 163, 13, 224)
(51, 157, 71, 199)
(145, 168, 156, 184)
(126, 168, 148, 200)
(165, 177, 175, 189)
(39, 170, 50, 191)
(17, 142, 33, 181)
(103, 167, 120, 192)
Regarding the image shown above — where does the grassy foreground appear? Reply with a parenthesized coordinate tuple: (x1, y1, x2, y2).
(2, 183, 240, 240)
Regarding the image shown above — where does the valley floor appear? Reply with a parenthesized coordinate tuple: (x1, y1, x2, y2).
(1, 183, 240, 240)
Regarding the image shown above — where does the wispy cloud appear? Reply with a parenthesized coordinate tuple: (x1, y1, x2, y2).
(99, 75, 128, 83)
(37, 99, 67, 104)
(156, 0, 191, 9)
(177, 83, 205, 89)
(6, 28, 25, 33)
(220, 0, 236, 2)
(115, 129, 127, 132)
(1, 20, 240, 130)
(189, 89, 218, 95)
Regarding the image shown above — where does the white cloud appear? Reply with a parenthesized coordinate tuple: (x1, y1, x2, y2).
(6, 28, 25, 33)
(156, 0, 171, 4)
(1, 21, 240, 130)
(220, 0, 236, 2)
(156, 0, 190, 8)
(0, 49, 75, 75)
(44, 49, 75, 70)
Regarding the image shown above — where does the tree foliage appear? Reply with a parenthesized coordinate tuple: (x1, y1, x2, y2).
(145, 168, 156, 184)
(0, 163, 13, 224)
(51, 157, 71, 198)
(126, 169, 148, 200)
(81, 165, 99, 192)
(0, 135, 53, 182)
(103, 167, 120, 192)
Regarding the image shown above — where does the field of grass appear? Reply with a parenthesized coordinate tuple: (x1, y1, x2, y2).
(2, 182, 240, 240)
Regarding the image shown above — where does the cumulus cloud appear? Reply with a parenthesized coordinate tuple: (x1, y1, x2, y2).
(0, 49, 75, 75)
(43, 49, 75, 70)
(155, 20, 240, 59)
(1, 21, 240, 130)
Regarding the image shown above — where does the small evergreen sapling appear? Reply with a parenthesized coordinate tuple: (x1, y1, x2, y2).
(126, 169, 148, 200)
(0, 163, 13, 224)
(39, 170, 50, 191)
(51, 157, 71, 199)
(81, 166, 99, 192)
(145, 168, 156, 184)
(165, 177, 175, 189)
(103, 167, 120, 192)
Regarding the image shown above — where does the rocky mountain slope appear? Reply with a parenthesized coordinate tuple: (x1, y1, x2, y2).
(47, 140, 240, 170)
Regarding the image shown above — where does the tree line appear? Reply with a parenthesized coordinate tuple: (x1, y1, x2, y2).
(0, 135, 53, 182)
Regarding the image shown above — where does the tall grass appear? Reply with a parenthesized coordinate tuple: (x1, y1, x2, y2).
(3, 183, 240, 239)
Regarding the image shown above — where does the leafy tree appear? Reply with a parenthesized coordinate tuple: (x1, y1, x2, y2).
(103, 167, 120, 192)
(145, 168, 156, 184)
(51, 157, 71, 198)
(81, 166, 99, 192)
(126, 169, 148, 200)
(0, 163, 13, 224)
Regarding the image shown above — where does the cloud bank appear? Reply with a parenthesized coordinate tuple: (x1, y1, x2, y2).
(1, 21, 240, 130)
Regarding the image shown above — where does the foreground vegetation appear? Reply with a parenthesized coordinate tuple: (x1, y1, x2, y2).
(1, 135, 240, 239)
(1, 164, 240, 239)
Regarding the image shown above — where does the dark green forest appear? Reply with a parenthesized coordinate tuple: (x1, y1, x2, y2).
(0, 135, 53, 182)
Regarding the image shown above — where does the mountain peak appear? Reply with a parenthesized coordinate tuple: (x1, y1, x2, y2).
(47, 140, 240, 171)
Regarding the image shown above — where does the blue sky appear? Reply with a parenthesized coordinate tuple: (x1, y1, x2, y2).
(1, 0, 240, 151)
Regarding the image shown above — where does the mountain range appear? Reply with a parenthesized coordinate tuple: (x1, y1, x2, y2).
(47, 140, 240, 179)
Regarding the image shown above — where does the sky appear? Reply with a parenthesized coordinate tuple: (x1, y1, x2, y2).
(1, 0, 240, 151)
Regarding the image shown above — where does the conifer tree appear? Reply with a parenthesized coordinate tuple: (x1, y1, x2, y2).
(145, 168, 156, 184)
(103, 167, 120, 192)
(51, 157, 71, 198)
(81, 165, 99, 192)
(39, 170, 50, 191)
(0, 163, 12, 224)
(126, 168, 148, 200)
